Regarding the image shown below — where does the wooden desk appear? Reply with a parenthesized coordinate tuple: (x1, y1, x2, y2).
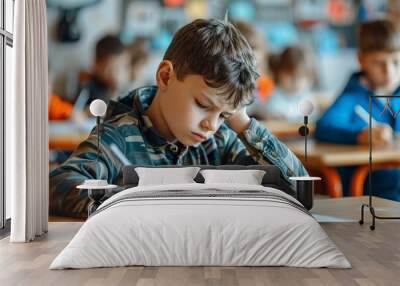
(286, 139, 400, 197)
(262, 120, 315, 139)
(49, 120, 93, 151)
(287, 139, 400, 167)
(49, 133, 88, 150)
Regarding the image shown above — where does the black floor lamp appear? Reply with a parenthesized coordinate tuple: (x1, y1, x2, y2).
(359, 94, 400, 230)
(289, 99, 321, 211)
(76, 99, 117, 216)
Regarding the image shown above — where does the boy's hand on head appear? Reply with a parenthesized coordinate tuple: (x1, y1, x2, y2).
(357, 124, 393, 147)
(226, 107, 251, 134)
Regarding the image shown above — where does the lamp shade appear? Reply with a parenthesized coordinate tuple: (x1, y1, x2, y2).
(298, 99, 314, 116)
(89, 99, 107, 117)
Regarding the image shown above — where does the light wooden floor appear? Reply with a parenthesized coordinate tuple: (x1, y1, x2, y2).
(1, 197, 400, 286)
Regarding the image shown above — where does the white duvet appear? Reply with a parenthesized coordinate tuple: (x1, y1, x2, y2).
(50, 183, 351, 269)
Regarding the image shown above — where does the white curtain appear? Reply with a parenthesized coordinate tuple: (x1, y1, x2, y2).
(7, 0, 49, 242)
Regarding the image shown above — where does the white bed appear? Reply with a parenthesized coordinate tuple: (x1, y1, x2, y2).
(50, 183, 351, 269)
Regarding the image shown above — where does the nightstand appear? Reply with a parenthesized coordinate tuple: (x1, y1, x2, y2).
(289, 176, 321, 210)
(77, 184, 117, 216)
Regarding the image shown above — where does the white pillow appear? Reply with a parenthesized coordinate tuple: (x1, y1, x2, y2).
(200, 169, 266, 185)
(135, 167, 201, 186)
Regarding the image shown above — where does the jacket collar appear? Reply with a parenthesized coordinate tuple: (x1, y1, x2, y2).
(344, 71, 400, 96)
(105, 86, 186, 150)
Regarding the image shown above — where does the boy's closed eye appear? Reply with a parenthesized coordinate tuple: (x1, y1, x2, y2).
(195, 92, 235, 119)
(195, 99, 233, 119)
(194, 99, 210, 109)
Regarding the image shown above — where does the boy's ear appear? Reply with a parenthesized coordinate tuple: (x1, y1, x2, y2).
(156, 60, 175, 90)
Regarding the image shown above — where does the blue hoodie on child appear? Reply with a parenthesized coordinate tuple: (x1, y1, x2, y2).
(315, 72, 400, 201)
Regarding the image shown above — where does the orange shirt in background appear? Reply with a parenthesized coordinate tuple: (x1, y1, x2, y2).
(48, 93, 73, 120)
(256, 75, 274, 100)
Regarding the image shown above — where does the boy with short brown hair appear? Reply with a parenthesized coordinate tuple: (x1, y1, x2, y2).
(50, 19, 307, 217)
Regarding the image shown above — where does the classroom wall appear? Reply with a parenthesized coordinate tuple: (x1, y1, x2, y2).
(46, 0, 362, 103)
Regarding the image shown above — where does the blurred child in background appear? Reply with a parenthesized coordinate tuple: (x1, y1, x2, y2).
(48, 64, 73, 120)
(262, 45, 317, 122)
(233, 21, 268, 76)
(119, 37, 150, 93)
(77, 34, 130, 106)
(48, 64, 75, 167)
(315, 19, 400, 200)
(233, 21, 275, 118)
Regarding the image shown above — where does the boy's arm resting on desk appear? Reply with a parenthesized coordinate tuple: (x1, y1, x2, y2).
(314, 93, 363, 144)
(49, 124, 125, 218)
(220, 118, 308, 191)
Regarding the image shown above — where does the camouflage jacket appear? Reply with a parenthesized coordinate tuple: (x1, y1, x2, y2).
(50, 86, 308, 217)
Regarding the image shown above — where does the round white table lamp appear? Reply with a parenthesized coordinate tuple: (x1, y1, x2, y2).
(298, 99, 314, 116)
(90, 99, 107, 117)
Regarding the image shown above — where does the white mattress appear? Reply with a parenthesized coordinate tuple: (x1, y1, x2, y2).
(50, 183, 351, 269)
